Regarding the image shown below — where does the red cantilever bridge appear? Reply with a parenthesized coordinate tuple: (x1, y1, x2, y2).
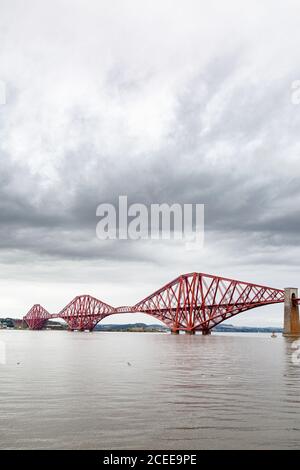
(23, 272, 288, 335)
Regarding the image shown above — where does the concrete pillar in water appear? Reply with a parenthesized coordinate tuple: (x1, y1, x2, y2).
(171, 329, 179, 335)
(185, 330, 195, 335)
(202, 329, 211, 336)
(283, 288, 300, 337)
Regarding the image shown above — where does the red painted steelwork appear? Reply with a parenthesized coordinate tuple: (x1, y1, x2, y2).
(131, 273, 284, 333)
(23, 273, 285, 332)
(24, 304, 51, 330)
(58, 295, 115, 331)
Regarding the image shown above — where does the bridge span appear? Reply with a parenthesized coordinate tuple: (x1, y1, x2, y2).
(23, 272, 300, 336)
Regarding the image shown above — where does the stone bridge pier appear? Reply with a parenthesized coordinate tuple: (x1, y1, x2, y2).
(283, 288, 300, 337)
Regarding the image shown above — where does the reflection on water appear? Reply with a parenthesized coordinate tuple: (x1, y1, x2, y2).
(0, 330, 300, 449)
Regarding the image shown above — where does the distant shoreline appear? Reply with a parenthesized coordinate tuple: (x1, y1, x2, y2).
(0, 318, 283, 333)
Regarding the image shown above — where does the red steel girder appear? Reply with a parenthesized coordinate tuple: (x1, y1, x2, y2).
(22, 273, 285, 333)
(24, 304, 51, 330)
(57, 295, 115, 331)
(132, 273, 284, 333)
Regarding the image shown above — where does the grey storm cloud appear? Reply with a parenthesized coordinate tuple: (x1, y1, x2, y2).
(0, 0, 300, 323)
(1, 70, 300, 253)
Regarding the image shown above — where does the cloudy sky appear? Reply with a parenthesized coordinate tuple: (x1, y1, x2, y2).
(1, 0, 300, 326)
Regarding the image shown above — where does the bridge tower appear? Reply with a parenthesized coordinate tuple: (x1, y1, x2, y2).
(283, 288, 300, 337)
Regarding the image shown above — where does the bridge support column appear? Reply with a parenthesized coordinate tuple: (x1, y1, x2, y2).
(283, 288, 300, 337)
(185, 330, 195, 335)
(202, 329, 211, 335)
(171, 329, 179, 335)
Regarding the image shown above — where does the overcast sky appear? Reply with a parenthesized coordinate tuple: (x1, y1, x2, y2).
(1, 0, 300, 326)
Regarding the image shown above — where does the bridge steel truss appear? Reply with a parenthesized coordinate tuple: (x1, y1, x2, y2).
(130, 273, 284, 334)
(57, 295, 115, 331)
(23, 304, 52, 330)
(23, 272, 285, 333)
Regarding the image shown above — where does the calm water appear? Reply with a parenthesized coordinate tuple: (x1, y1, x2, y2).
(1, 330, 300, 450)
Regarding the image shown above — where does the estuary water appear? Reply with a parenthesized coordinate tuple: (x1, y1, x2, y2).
(0, 330, 300, 450)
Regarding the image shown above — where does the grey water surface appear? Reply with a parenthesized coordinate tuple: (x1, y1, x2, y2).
(0, 330, 299, 449)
